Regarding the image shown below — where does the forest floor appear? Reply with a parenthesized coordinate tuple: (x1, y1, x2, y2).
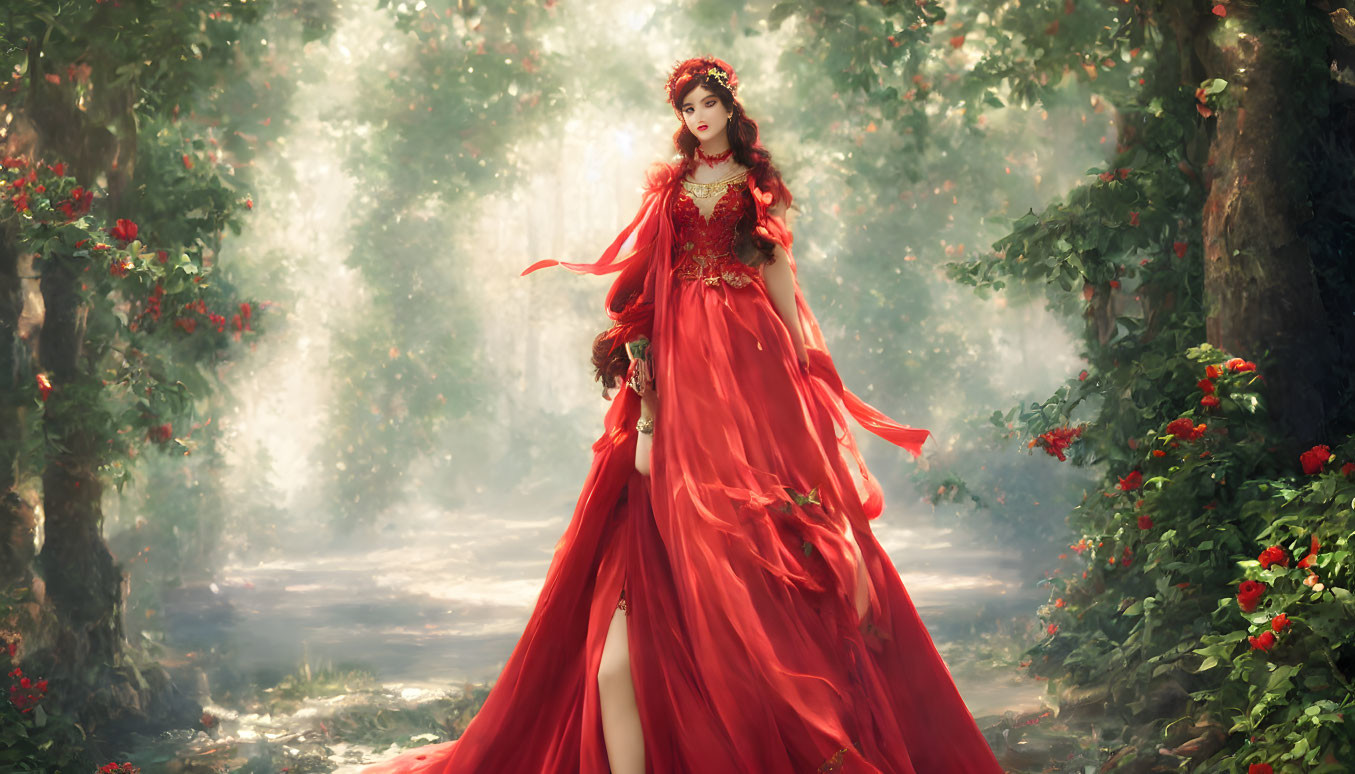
(110, 498, 1092, 772)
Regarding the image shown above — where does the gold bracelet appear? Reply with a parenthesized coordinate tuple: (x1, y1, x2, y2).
(636, 416, 655, 435)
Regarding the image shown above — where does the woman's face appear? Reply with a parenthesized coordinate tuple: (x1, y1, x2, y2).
(679, 84, 729, 144)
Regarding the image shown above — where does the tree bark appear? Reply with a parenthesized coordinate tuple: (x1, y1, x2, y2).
(1200, 9, 1336, 448)
(19, 38, 140, 676)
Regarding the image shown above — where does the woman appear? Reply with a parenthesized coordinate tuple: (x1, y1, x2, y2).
(362, 57, 1005, 774)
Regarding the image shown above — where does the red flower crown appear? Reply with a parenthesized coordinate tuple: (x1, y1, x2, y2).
(665, 57, 739, 112)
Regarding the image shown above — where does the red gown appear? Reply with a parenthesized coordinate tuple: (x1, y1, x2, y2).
(361, 160, 1005, 774)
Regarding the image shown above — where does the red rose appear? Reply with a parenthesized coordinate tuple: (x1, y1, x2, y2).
(1225, 357, 1256, 372)
(1236, 579, 1265, 612)
(1152, 449, 1166, 457)
(1137, 514, 1153, 530)
(1117, 470, 1143, 491)
(1205, 364, 1221, 379)
(110, 218, 138, 243)
(1257, 546, 1289, 569)
(1046, 623, 1058, 635)
(1299, 444, 1332, 475)
(1270, 613, 1290, 632)
(1078, 370, 1088, 381)
(1197, 378, 1215, 394)
(1248, 631, 1276, 651)
(1343, 462, 1355, 477)
(1200, 395, 1220, 408)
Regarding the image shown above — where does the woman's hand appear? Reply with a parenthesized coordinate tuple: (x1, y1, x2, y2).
(635, 389, 656, 475)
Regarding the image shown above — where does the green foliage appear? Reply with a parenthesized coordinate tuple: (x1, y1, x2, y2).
(0, 154, 263, 490)
(933, 0, 1355, 768)
(1024, 346, 1355, 767)
(0, 589, 95, 772)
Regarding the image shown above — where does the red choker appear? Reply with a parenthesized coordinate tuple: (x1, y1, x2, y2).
(695, 146, 733, 168)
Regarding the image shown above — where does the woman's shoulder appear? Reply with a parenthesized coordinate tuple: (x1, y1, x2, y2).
(643, 157, 689, 191)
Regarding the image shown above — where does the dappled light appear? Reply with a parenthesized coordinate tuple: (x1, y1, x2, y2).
(3, 1, 1354, 772)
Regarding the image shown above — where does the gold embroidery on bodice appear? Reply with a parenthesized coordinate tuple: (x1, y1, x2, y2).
(672, 170, 761, 289)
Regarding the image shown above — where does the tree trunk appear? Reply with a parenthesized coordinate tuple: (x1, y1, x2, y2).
(20, 39, 139, 690)
(1200, 8, 1336, 448)
(35, 251, 126, 666)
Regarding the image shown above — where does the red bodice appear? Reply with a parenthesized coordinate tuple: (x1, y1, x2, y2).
(671, 172, 762, 289)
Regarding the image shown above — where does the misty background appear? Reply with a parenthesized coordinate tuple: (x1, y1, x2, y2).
(90, 0, 1114, 760)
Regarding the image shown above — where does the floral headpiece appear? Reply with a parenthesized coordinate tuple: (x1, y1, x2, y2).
(665, 56, 739, 113)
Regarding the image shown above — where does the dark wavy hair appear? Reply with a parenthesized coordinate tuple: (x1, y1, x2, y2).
(589, 65, 797, 397)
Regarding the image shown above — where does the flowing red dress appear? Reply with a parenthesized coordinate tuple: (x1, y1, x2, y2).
(361, 160, 1005, 774)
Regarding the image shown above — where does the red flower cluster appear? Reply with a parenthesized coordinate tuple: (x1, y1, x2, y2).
(1033, 425, 1084, 461)
(1257, 546, 1289, 569)
(1236, 579, 1265, 612)
(1116, 470, 1143, 491)
(144, 284, 164, 322)
(1248, 630, 1276, 651)
(1248, 613, 1293, 654)
(58, 186, 94, 220)
(6, 666, 49, 714)
(1165, 417, 1206, 441)
(1137, 514, 1153, 530)
(1299, 444, 1332, 475)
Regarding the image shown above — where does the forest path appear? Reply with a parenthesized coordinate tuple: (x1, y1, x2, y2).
(168, 498, 1049, 722)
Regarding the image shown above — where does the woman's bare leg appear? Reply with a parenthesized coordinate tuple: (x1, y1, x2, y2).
(598, 602, 645, 774)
